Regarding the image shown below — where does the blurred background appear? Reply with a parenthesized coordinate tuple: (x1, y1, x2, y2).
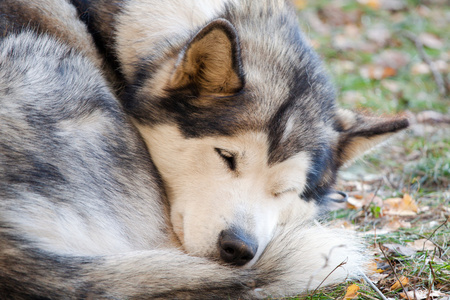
(292, 1, 449, 299)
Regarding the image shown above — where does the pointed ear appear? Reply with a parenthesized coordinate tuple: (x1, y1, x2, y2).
(168, 18, 244, 95)
(335, 109, 409, 166)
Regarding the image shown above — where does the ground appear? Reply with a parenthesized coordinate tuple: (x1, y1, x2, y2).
(290, 0, 449, 299)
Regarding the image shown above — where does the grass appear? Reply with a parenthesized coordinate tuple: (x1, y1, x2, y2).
(288, 0, 450, 299)
(298, 0, 449, 115)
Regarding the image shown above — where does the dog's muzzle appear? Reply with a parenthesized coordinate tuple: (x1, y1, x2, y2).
(219, 229, 258, 266)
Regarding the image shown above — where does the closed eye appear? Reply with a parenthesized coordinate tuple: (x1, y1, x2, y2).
(214, 148, 236, 171)
(273, 188, 299, 198)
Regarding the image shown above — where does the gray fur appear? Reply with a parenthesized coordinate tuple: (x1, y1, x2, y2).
(1, 0, 404, 298)
(72, 0, 408, 204)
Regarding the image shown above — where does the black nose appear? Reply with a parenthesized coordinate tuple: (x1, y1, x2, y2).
(219, 229, 258, 266)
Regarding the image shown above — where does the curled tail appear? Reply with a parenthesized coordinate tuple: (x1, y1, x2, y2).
(1, 221, 365, 299)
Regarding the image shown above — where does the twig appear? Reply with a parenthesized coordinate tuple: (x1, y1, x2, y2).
(360, 271, 389, 300)
(425, 218, 448, 244)
(419, 217, 449, 257)
(306, 244, 347, 293)
(358, 290, 383, 300)
(425, 261, 437, 300)
(403, 31, 449, 97)
(309, 259, 348, 298)
(416, 233, 445, 255)
(379, 242, 411, 300)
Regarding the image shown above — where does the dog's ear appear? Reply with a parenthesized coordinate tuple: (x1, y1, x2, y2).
(168, 18, 244, 95)
(334, 109, 409, 166)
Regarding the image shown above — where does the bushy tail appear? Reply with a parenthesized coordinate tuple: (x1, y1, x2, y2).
(253, 221, 367, 298)
(0, 220, 366, 299)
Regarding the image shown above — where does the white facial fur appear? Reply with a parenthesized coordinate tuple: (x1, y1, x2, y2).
(136, 123, 318, 266)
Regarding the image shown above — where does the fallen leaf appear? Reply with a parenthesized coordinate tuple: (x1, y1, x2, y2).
(383, 217, 411, 232)
(399, 194, 418, 212)
(375, 50, 410, 69)
(368, 272, 389, 283)
(382, 80, 402, 93)
(383, 243, 417, 256)
(292, 0, 308, 10)
(400, 289, 449, 299)
(412, 62, 431, 75)
(419, 33, 444, 49)
(360, 65, 397, 80)
(329, 219, 358, 230)
(390, 275, 409, 291)
(435, 60, 449, 72)
(343, 284, 360, 300)
(318, 6, 361, 26)
(380, 0, 407, 11)
(416, 111, 450, 124)
(420, 206, 431, 213)
(429, 290, 450, 297)
(400, 289, 428, 299)
(384, 194, 418, 216)
(346, 193, 383, 210)
(358, 0, 381, 9)
(366, 261, 379, 274)
(367, 25, 391, 46)
(347, 196, 365, 209)
(407, 239, 438, 252)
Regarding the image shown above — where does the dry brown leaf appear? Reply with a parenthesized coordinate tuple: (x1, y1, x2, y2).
(368, 272, 389, 283)
(366, 261, 379, 274)
(383, 217, 411, 232)
(367, 260, 386, 275)
(400, 289, 428, 299)
(384, 194, 418, 216)
(367, 25, 391, 46)
(390, 275, 409, 291)
(399, 289, 447, 299)
(292, 0, 308, 10)
(407, 239, 438, 252)
(347, 196, 364, 209)
(343, 284, 360, 300)
(416, 111, 450, 124)
(357, 0, 381, 9)
(346, 193, 383, 210)
(429, 290, 450, 297)
(360, 65, 397, 80)
(400, 194, 418, 212)
(383, 243, 417, 256)
(329, 219, 358, 230)
(375, 50, 410, 69)
(380, 0, 407, 11)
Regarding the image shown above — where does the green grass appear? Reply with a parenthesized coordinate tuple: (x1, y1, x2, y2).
(299, 0, 449, 115)
(291, 0, 450, 298)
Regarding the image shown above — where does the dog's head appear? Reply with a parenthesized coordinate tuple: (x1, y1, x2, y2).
(125, 11, 408, 266)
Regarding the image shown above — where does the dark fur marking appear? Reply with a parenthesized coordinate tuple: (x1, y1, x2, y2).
(70, 0, 126, 90)
(300, 146, 336, 204)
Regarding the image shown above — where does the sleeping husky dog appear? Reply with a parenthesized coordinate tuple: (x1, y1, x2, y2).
(71, 0, 409, 263)
(0, 0, 408, 298)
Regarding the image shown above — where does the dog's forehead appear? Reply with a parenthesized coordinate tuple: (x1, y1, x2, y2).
(240, 67, 337, 165)
(154, 0, 337, 163)
(229, 5, 338, 163)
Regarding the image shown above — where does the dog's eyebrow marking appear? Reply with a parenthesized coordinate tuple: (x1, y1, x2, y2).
(215, 148, 237, 171)
(280, 115, 295, 144)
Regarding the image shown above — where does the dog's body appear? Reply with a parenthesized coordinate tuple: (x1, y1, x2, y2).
(1, 0, 408, 298)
